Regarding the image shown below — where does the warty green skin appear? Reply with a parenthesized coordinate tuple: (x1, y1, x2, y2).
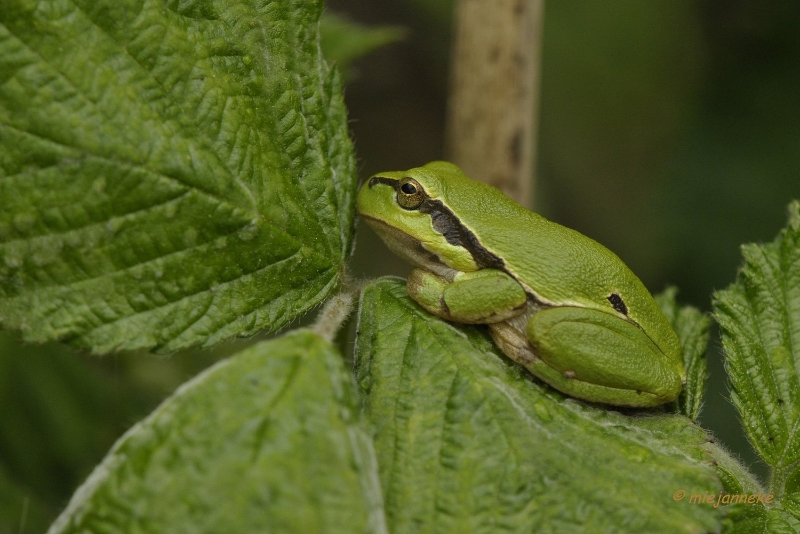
(357, 161, 685, 407)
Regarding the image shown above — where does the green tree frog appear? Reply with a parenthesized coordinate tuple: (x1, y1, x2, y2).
(357, 161, 685, 407)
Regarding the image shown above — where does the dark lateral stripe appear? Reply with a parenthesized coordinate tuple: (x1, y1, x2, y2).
(368, 177, 399, 189)
(420, 199, 505, 271)
(607, 293, 628, 316)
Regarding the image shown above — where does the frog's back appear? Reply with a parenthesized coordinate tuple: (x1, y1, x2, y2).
(414, 162, 679, 358)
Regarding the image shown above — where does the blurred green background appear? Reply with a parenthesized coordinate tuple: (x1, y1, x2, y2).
(2, 0, 799, 530)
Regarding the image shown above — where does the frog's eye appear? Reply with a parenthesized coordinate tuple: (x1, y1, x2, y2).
(397, 178, 425, 209)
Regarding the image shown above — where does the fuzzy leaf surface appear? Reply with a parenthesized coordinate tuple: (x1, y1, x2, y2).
(714, 201, 800, 475)
(714, 201, 800, 529)
(355, 277, 722, 534)
(0, 0, 356, 353)
(48, 330, 386, 534)
(656, 287, 710, 420)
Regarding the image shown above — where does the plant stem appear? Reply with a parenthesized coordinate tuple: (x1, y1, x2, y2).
(445, 0, 545, 208)
(312, 292, 355, 343)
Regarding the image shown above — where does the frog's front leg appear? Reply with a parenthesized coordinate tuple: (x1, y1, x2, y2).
(407, 268, 527, 324)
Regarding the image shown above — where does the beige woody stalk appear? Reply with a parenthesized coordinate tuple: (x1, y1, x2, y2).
(446, 0, 544, 208)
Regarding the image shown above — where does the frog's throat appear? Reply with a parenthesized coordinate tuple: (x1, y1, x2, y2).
(361, 214, 463, 279)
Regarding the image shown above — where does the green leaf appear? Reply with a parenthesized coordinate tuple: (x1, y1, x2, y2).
(720, 503, 768, 534)
(48, 330, 387, 534)
(700, 441, 771, 534)
(713, 201, 800, 483)
(320, 12, 405, 73)
(0, 0, 356, 353)
(655, 287, 710, 420)
(721, 506, 800, 534)
(704, 442, 763, 497)
(355, 277, 722, 534)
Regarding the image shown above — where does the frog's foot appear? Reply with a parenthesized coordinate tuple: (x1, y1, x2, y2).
(488, 314, 538, 366)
